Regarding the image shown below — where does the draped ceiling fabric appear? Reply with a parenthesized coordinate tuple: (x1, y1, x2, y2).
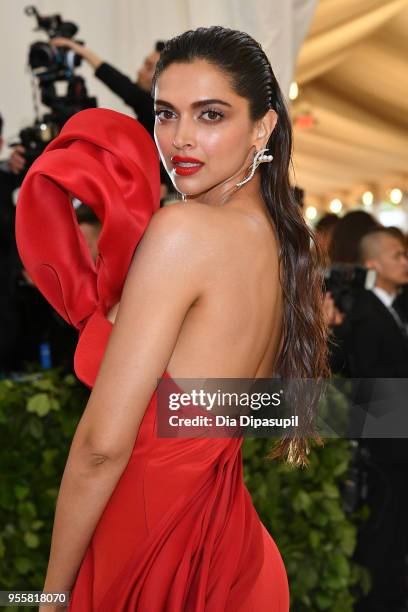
(184, 0, 318, 99)
(291, 0, 408, 210)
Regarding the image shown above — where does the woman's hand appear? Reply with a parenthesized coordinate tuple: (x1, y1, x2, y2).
(50, 38, 103, 70)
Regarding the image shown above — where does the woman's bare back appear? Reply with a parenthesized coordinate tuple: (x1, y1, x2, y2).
(107, 200, 283, 379)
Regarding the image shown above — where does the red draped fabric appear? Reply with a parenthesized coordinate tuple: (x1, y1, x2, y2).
(16, 107, 160, 388)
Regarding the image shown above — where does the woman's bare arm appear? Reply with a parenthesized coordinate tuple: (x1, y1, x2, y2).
(40, 204, 207, 606)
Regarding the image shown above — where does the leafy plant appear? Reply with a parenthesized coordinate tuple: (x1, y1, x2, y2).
(243, 436, 370, 611)
(0, 368, 89, 611)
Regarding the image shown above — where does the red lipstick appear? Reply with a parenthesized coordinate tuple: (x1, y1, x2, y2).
(171, 155, 205, 176)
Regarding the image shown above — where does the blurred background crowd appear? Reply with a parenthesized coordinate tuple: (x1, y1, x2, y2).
(1, 1, 408, 610)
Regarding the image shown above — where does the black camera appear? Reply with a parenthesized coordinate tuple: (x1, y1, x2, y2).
(17, 6, 97, 171)
(324, 264, 375, 314)
(25, 5, 82, 81)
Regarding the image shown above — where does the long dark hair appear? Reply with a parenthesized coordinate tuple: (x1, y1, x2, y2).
(152, 26, 330, 466)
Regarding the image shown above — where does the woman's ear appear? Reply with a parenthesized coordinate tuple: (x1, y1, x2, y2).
(253, 109, 278, 149)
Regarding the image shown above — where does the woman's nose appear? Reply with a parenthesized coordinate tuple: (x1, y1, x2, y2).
(172, 117, 196, 149)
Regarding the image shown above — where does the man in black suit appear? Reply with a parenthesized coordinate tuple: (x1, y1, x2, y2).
(348, 228, 408, 612)
(348, 229, 408, 377)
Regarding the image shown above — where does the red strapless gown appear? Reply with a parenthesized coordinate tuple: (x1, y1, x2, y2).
(69, 363, 289, 610)
(15, 108, 290, 611)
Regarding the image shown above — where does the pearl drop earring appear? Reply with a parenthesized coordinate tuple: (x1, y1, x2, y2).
(236, 148, 273, 188)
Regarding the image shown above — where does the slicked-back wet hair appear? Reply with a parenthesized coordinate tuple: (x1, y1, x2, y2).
(153, 26, 330, 466)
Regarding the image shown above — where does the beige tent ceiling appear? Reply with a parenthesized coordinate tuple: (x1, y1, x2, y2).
(291, 0, 408, 210)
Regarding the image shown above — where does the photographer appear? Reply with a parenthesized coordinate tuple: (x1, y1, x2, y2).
(50, 38, 172, 199)
(323, 211, 382, 375)
(51, 38, 164, 135)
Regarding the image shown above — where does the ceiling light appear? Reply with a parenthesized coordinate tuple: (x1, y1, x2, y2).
(329, 198, 342, 213)
(289, 81, 299, 101)
(305, 205, 317, 220)
(390, 188, 403, 204)
(362, 191, 374, 206)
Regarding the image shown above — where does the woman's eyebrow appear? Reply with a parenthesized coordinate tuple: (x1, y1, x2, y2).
(154, 98, 232, 109)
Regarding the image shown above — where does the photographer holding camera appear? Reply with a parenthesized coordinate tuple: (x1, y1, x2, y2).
(322, 211, 381, 375)
(50, 37, 173, 200)
(51, 38, 164, 135)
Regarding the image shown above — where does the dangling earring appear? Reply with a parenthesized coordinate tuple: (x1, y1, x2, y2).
(181, 193, 187, 203)
(236, 148, 273, 188)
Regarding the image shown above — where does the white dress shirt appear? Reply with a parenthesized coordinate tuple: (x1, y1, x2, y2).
(371, 286, 397, 308)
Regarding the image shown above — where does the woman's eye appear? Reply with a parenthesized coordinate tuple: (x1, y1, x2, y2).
(154, 109, 174, 121)
(201, 109, 224, 122)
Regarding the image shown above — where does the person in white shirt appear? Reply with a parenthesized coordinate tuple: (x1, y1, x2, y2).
(360, 228, 408, 337)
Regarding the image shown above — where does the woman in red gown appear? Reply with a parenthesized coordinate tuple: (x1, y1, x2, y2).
(16, 26, 328, 612)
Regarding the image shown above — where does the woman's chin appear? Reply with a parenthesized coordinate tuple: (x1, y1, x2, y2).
(172, 177, 209, 197)
(170, 169, 229, 199)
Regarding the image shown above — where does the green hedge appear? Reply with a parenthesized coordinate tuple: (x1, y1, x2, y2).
(0, 368, 369, 610)
(243, 438, 370, 610)
(0, 368, 89, 612)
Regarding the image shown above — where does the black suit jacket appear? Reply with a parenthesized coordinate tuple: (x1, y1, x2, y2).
(347, 289, 408, 378)
(344, 289, 408, 465)
(0, 167, 22, 370)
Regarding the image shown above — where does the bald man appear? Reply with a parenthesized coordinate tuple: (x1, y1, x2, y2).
(349, 228, 408, 612)
(360, 229, 408, 297)
(349, 228, 408, 377)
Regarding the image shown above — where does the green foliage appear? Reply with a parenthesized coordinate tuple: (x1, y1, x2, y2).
(0, 368, 89, 610)
(0, 368, 369, 611)
(243, 437, 370, 611)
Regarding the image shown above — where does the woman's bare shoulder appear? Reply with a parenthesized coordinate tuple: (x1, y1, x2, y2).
(151, 201, 227, 243)
(153, 200, 274, 250)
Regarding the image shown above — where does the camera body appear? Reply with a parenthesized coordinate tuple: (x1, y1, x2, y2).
(25, 5, 82, 82)
(324, 264, 376, 314)
(18, 6, 97, 171)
